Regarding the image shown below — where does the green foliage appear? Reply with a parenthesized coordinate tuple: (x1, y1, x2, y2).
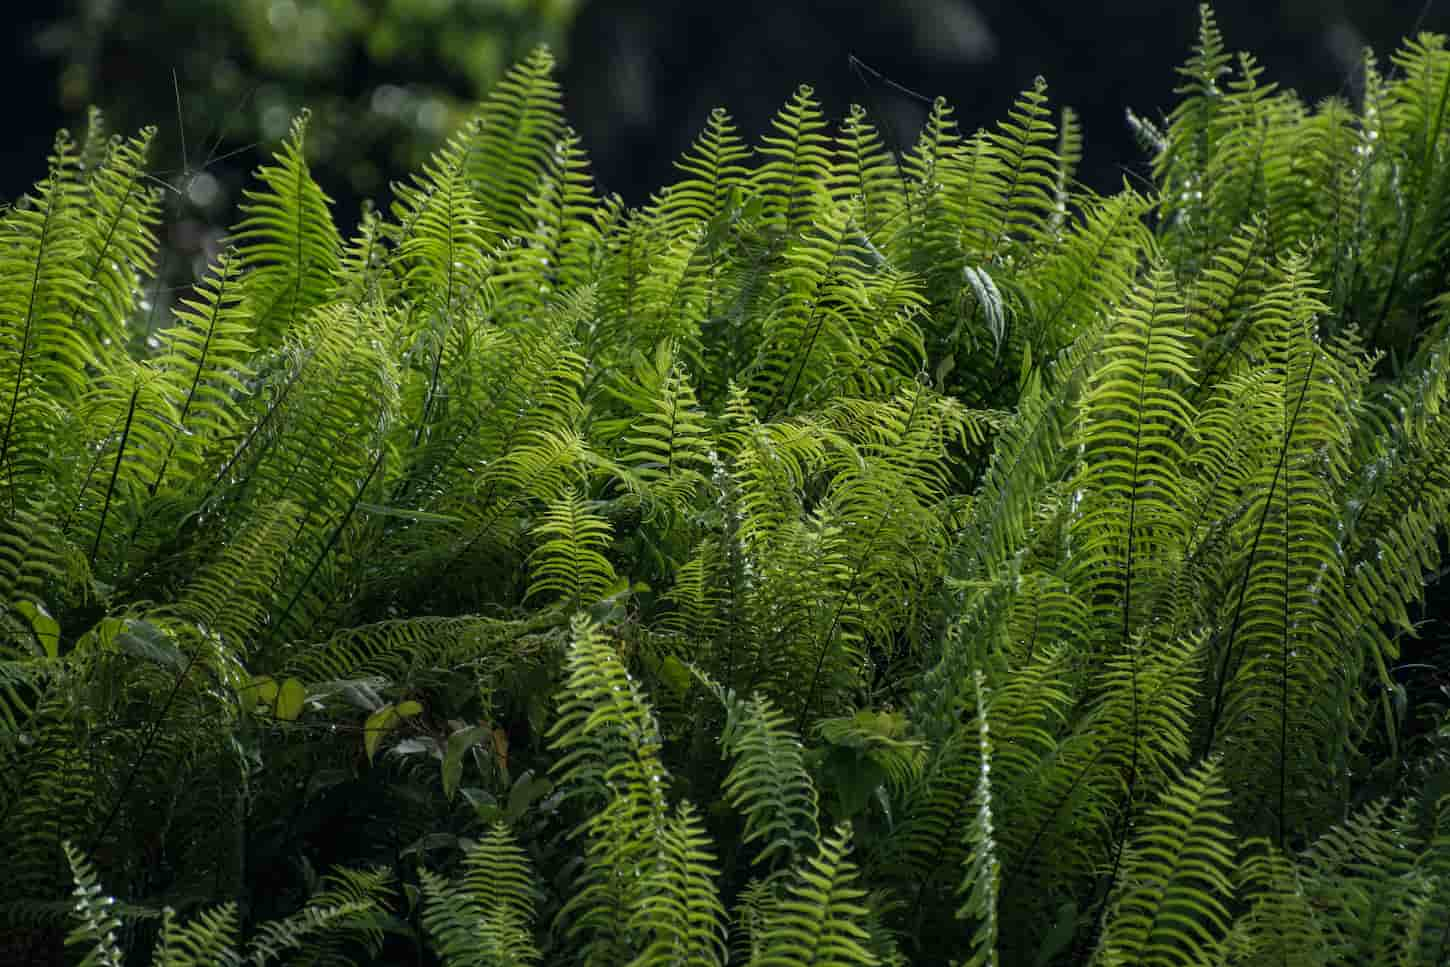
(7, 8, 1450, 964)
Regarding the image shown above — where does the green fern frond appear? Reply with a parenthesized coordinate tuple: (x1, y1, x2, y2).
(749, 823, 879, 967)
(629, 801, 729, 966)
(64, 357, 181, 570)
(61, 841, 125, 967)
(604, 342, 714, 514)
(1020, 188, 1151, 358)
(0, 130, 89, 504)
(1224, 839, 1328, 966)
(659, 107, 753, 230)
(749, 204, 878, 418)
(548, 614, 663, 804)
(830, 105, 904, 238)
(1094, 757, 1237, 967)
(521, 126, 600, 291)
(753, 86, 834, 238)
(1071, 262, 1195, 638)
(526, 491, 619, 610)
(705, 679, 819, 871)
(232, 111, 342, 346)
(469, 46, 566, 237)
(149, 249, 255, 483)
(71, 122, 160, 359)
(421, 823, 541, 967)
(167, 499, 304, 650)
(978, 76, 1060, 258)
(152, 903, 242, 967)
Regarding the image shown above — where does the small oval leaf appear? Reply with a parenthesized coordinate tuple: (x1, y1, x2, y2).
(275, 678, 306, 721)
(365, 705, 400, 763)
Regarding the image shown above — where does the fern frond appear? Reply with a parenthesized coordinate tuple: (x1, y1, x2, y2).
(153, 903, 242, 967)
(705, 679, 819, 871)
(72, 122, 161, 359)
(1095, 757, 1237, 967)
(149, 249, 255, 484)
(1224, 839, 1328, 966)
(61, 841, 125, 967)
(749, 823, 879, 967)
(629, 802, 728, 967)
(659, 107, 752, 230)
(0, 131, 89, 504)
(468, 46, 566, 236)
(830, 105, 905, 238)
(753, 86, 833, 237)
(421, 823, 540, 967)
(525, 491, 619, 610)
(232, 112, 341, 346)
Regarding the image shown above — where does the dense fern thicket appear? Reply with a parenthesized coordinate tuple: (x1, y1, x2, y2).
(6, 6, 1450, 964)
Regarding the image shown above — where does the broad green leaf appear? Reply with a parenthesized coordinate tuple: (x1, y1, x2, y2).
(275, 678, 306, 721)
(365, 701, 421, 762)
(506, 771, 552, 821)
(14, 601, 59, 658)
(116, 620, 185, 671)
(365, 706, 399, 763)
(250, 674, 280, 707)
(443, 725, 493, 801)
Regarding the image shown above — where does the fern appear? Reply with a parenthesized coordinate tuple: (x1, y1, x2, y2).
(748, 824, 879, 967)
(11, 17, 1450, 967)
(1094, 757, 1237, 966)
(232, 112, 342, 347)
(421, 823, 541, 967)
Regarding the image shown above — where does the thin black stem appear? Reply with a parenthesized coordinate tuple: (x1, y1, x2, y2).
(1201, 352, 1316, 757)
(90, 383, 141, 566)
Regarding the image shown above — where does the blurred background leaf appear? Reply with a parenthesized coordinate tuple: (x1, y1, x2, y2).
(6, 0, 1450, 234)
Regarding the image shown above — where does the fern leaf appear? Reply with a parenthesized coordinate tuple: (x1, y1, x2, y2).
(61, 842, 125, 967)
(660, 107, 753, 230)
(525, 491, 619, 609)
(749, 823, 879, 967)
(753, 86, 834, 237)
(1095, 757, 1237, 967)
(628, 802, 728, 967)
(705, 679, 820, 871)
(421, 823, 541, 967)
(232, 111, 342, 346)
(468, 46, 566, 236)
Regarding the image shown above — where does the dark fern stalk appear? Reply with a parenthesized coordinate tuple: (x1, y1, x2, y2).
(1200, 352, 1316, 757)
(89, 381, 140, 566)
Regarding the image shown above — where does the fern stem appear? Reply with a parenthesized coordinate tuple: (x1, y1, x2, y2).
(268, 448, 385, 649)
(88, 645, 204, 858)
(1201, 352, 1315, 758)
(150, 255, 237, 494)
(89, 382, 140, 567)
(1278, 445, 1291, 849)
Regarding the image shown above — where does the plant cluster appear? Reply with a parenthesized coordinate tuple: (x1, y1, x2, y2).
(3, 6, 1450, 964)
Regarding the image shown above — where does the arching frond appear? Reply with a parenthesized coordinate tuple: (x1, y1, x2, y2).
(232, 112, 342, 346)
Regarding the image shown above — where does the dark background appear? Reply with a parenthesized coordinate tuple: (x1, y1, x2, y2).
(4, 1, 1448, 222)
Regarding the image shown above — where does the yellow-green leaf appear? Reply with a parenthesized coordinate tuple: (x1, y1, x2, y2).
(275, 678, 306, 721)
(15, 601, 59, 658)
(365, 705, 400, 763)
(251, 674, 280, 707)
(659, 655, 691, 697)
